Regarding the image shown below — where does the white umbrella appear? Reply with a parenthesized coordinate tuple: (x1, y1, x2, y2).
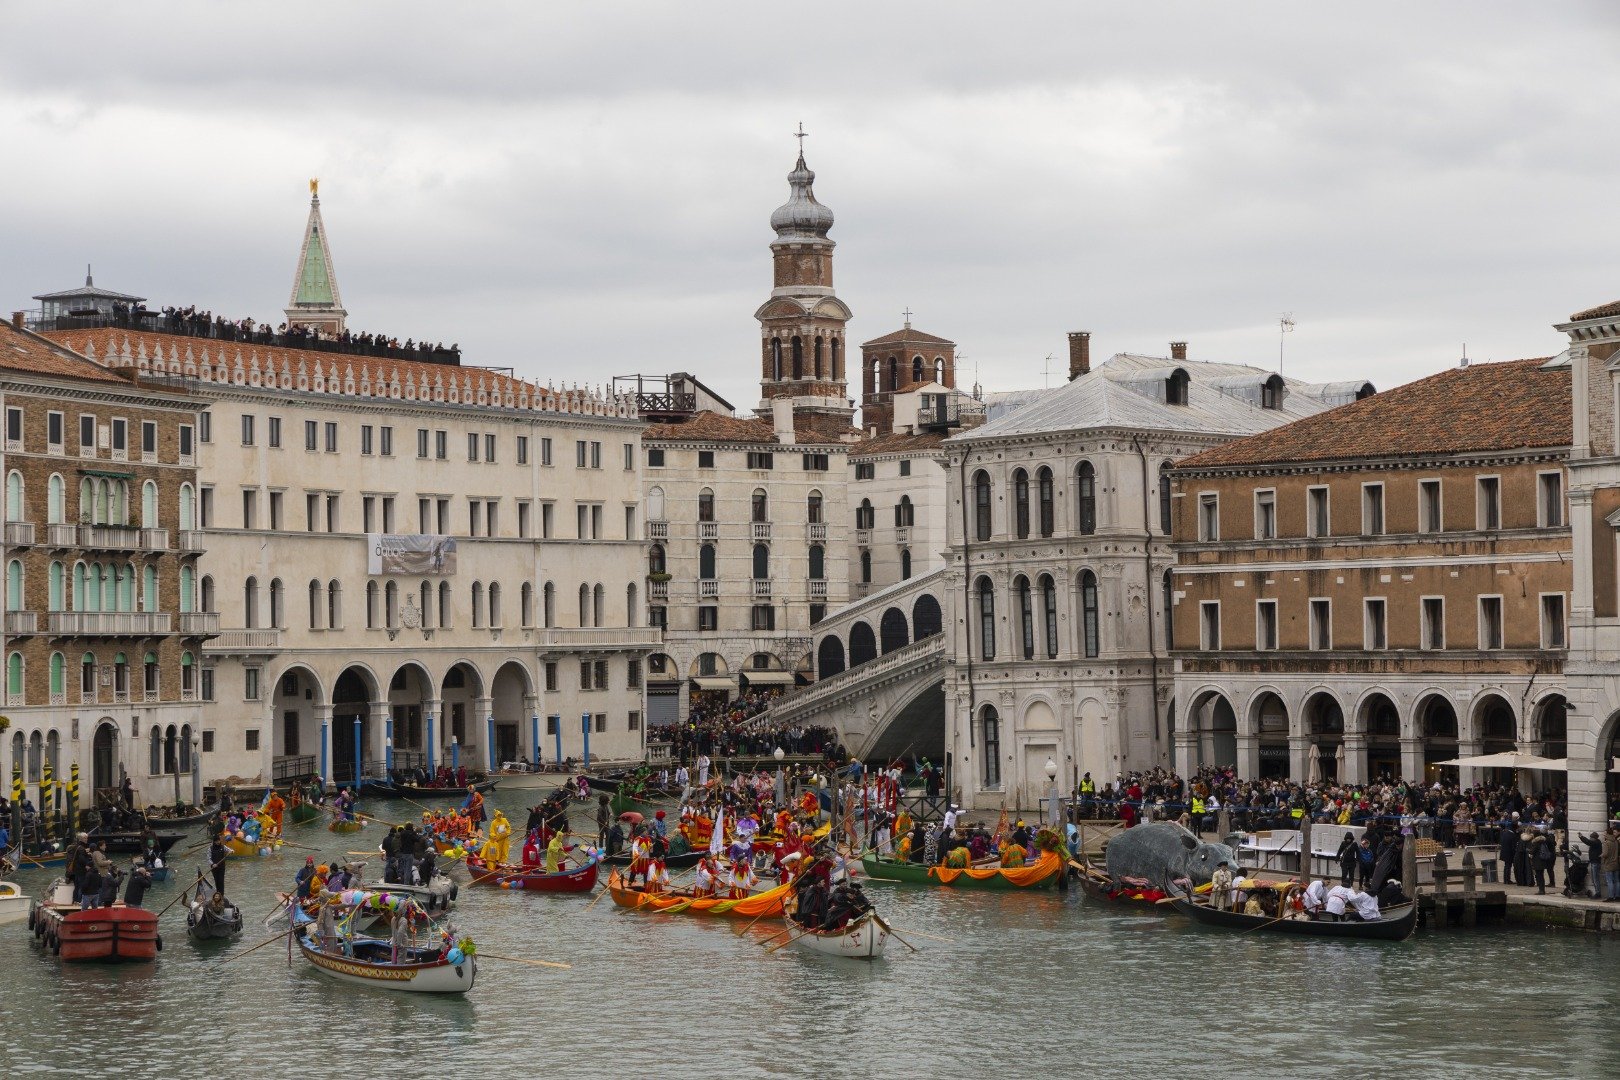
(1334, 740, 1346, 779)
(1307, 742, 1323, 785)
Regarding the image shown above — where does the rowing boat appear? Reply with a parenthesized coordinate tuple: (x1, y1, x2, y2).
(1169, 893, 1419, 940)
(607, 869, 791, 918)
(393, 779, 498, 800)
(464, 854, 600, 893)
(782, 909, 889, 959)
(288, 801, 322, 826)
(295, 926, 476, 993)
(860, 850, 1064, 890)
(185, 874, 243, 941)
(221, 834, 283, 858)
(328, 819, 365, 834)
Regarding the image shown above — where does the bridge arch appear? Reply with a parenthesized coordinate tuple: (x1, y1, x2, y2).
(817, 636, 846, 678)
(879, 607, 909, 654)
(849, 621, 877, 667)
(912, 593, 942, 639)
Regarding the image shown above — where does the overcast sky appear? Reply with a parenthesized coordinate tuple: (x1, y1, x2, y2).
(2, 2, 1617, 411)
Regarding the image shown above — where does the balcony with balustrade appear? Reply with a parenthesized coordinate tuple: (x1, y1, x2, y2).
(751, 578, 772, 598)
(4, 522, 35, 547)
(178, 611, 221, 637)
(699, 578, 720, 599)
(178, 530, 207, 552)
(894, 526, 911, 546)
(752, 521, 772, 541)
(4, 611, 38, 635)
(79, 525, 141, 550)
(139, 528, 170, 551)
(808, 522, 828, 541)
(648, 579, 669, 601)
(45, 523, 77, 548)
(698, 522, 719, 540)
(203, 627, 284, 654)
(48, 611, 172, 635)
(808, 579, 828, 600)
(646, 520, 669, 541)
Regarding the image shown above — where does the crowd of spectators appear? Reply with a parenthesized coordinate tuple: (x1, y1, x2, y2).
(90, 299, 460, 361)
(656, 690, 841, 761)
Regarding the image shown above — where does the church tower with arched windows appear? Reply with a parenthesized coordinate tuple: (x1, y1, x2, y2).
(753, 145, 855, 438)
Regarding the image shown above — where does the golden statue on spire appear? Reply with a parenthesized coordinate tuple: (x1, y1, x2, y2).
(309, 178, 319, 196)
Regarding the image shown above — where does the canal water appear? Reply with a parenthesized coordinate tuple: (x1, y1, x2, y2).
(3, 785, 1618, 1079)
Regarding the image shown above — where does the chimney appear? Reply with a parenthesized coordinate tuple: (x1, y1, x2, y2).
(1067, 331, 1091, 380)
(10, 312, 22, 330)
(771, 398, 797, 446)
(1170, 341, 1188, 361)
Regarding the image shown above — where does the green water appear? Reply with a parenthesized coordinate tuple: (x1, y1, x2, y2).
(3, 786, 1617, 1079)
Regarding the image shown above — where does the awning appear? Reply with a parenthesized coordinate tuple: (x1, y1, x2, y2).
(691, 676, 738, 691)
(1433, 752, 1567, 770)
(740, 670, 796, 685)
(79, 468, 135, 480)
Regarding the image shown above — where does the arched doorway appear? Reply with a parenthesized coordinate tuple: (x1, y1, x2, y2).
(1360, 693, 1401, 781)
(913, 593, 943, 639)
(440, 662, 485, 769)
(91, 720, 118, 796)
(817, 636, 846, 678)
(879, 607, 908, 654)
(1251, 691, 1289, 779)
(490, 660, 533, 768)
(332, 666, 377, 787)
(1475, 693, 1517, 787)
(273, 665, 323, 782)
(849, 622, 877, 667)
(1304, 692, 1344, 781)
(1189, 691, 1238, 770)
(388, 662, 433, 776)
(1420, 694, 1460, 785)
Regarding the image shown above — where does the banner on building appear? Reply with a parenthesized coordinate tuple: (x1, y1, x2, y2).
(367, 533, 458, 576)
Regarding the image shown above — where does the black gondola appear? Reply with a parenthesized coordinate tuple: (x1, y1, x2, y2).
(390, 779, 499, 800)
(1168, 894, 1419, 941)
(185, 870, 244, 941)
(85, 829, 185, 855)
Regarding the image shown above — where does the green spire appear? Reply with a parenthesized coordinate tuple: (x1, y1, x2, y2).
(295, 220, 335, 305)
(285, 186, 347, 333)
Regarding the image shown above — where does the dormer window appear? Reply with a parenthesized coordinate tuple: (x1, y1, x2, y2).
(1166, 369, 1190, 406)
(1261, 373, 1285, 410)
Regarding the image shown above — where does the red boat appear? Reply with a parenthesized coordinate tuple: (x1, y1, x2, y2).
(29, 882, 161, 962)
(463, 854, 600, 893)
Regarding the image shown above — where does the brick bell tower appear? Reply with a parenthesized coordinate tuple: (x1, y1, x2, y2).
(752, 132, 855, 436)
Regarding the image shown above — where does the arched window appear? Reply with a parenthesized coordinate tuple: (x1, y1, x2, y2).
(860, 549, 872, 584)
(4, 559, 21, 611)
(177, 566, 193, 613)
(646, 485, 665, 522)
(751, 489, 769, 523)
(149, 726, 162, 775)
(143, 564, 158, 613)
(973, 471, 992, 541)
(1261, 373, 1285, 410)
(771, 338, 783, 381)
(244, 576, 259, 629)
(752, 543, 769, 579)
(934, 357, 945, 384)
(593, 583, 604, 626)
(473, 581, 487, 627)
(1077, 461, 1097, 535)
(99, 564, 113, 611)
(81, 653, 95, 700)
(1041, 574, 1058, 659)
(807, 491, 823, 524)
(896, 495, 914, 528)
(201, 575, 215, 613)
(181, 651, 194, 696)
(141, 480, 158, 527)
(438, 580, 452, 627)
(900, 548, 912, 580)
(625, 582, 637, 627)
(1017, 575, 1035, 660)
(814, 337, 824, 379)
(47, 474, 65, 524)
(648, 544, 665, 575)
(856, 499, 874, 530)
(699, 544, 716, 580)
(143, 651, 159, 696)
(73, 562, 89, 612)
(870, 358, 881, 395)
(48, 652, 64, 699)
(977, 576, 996, 660)
(1013, 469, 1030, 538)
(488, 582, 502, 627)
(79, 477, 93, 524)
(1166, 368, 1190, 406)
(577, 583, 589, 627)
(6, 651, 23, 699)
(117, 562, 134, 611)
(178, 723, 191, 771)
(521, 582, 534, 627)
(887, 357, 898, 391)
(830, 338, 841, 379)
(178, 483, 195, 531)
(163, 723, 176, 773)
(419, 581, 432, 628)
(383, 580, 397, 628)
(697, 488, 714, 522)
(1163, 570, 1174, 650)
(1080, 570, 1100, 658)
(808, 544, 825, 580)
(48, 561, 64, 611)
(791, 336, 804, 379)
(5, 471, 22, 522)
(328, 580, 342, 629)
(543, 581, 555, 628)
(981, 705, 1001, 788)
(1159, 462, 1174, 535)
(1038, 467, 1054, 537)
(365, 581, 378, 628)
(308, 579, 322, 629)
(269, 578, 284, 627)
(911, 356, 924, 384)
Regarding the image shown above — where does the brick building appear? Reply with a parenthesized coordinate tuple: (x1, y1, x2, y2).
(0, 316, 213, 806)
(1168, 357, 1572, 788)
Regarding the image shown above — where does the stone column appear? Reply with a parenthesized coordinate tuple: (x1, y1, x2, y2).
(1235, 733, 1260, 780)
(313, 704, 333, 788)
(1454, 738, 1482, 791)
(1288, 735, 1312, 783)
(473, 696, 493, 771)
(423, 698, 442, 775)
(367, 701, 391, 780)
(1173, 730, 1198, 781)
(1340, 733, 1368, 786)
(524, 693, 541, 765)
(1568, 764, 1611, 838)
(1400, 737, 1425, 786)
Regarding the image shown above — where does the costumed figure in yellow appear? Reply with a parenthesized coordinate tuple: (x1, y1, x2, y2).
(479, 810, 512, 865)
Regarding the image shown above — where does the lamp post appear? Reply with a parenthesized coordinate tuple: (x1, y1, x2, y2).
(1044, 756, 1060, 830)
(191, 734, 202, 808)
(385, 735, 394, 780)
(773, 746, 786, 807)
(451, 735, 459, 776)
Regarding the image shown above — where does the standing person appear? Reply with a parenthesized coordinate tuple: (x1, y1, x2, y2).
(118, 775, 135, 813)
(390, 911, 409, 964)
(595, 794, 612, 849)
(124, 860, 153, 907)
(209, 833, 228, 899)
(697, 753, 711, 789)
(1337, 831, 1359, 887)
(295, 856, 317, 900)
(1603, 826, 1620, 902)
(1499, 816, 1519, 886)
(1530, 830, 1554, 895)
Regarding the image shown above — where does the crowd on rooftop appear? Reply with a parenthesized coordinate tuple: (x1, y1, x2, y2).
(87, 299, 460, 359)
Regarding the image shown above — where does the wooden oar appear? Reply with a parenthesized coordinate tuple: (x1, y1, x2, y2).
(873, 913, 920, 953)
(155, 857, 227, 918)
(216, 926, 292, 967)
(757, 922, 797, 946)
(879, 924, 952, 944)
(765, 926, 812, 953)
(476, 951, 571, 970)
(16, 850, 62, 870)
(731, 897, 778, 936)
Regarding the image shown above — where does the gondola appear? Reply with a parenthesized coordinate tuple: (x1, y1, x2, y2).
(287, 800, 323, 826)
(860, 850, 1064, 890)
(1168, 892, 1419, 941)
(85, 829, 186, 855)
(607, 869, 792, 918)
(781, 909, 890, 959)
(391, 779, 498, 800)
(1072, 860, 1173, 910)
(359, 779, 402, 798)
(140, 805, 213, 828)
(294, 925, 476, 994)
(185, 872, 244, 941)
(463, 854, 600, 893)
(601, 847, 706, 870)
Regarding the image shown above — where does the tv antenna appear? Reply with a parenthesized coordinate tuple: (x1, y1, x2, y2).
(1278, 313, 1296, 373)
(1042, 353, 1056, 389)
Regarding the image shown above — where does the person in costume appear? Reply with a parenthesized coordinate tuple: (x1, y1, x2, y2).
(521, 828, 542, 867)
(544, 831, 574, 874)
(627, 829, 652, 888)
(645, 831, 670, 892)
(480, 810, 512, 864)
(463, 786, 486, 827)
(694, 854, 719, 897)
(729, 850, 756, 898)
(264, 791, 286, 833)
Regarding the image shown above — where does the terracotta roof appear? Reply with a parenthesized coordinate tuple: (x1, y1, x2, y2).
(1176, 358, 1568, 470)
(861, 327, 955, 348)
(39, 328, 630, 418)
(0, 320, 133, 384)
(643, 412, 776, 444)
(1571, 299, 1620, 321)
(851, 431, 946, 457)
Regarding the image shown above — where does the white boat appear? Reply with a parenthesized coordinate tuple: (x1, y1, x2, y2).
(295, 926, 476, 993)
(0, 880, 32, 925)
(785, 910, 889, 960)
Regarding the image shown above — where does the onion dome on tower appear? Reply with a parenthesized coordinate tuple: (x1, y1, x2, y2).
(769, 152, 836, 242)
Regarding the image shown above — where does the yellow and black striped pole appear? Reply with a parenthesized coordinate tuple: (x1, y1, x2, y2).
(67, 762, 80, 833)
(9, 759, 20, 844)
(40, 758, 54, 840)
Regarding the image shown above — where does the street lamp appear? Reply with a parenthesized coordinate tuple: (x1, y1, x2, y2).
(191, 734, 202, 809)
(1044, 756, 1060, 829)
(773, 746, 786, 806)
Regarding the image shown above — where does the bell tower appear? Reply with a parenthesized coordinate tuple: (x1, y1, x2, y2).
(753, 130, 854, 436)
(285, 179, 348, 336)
